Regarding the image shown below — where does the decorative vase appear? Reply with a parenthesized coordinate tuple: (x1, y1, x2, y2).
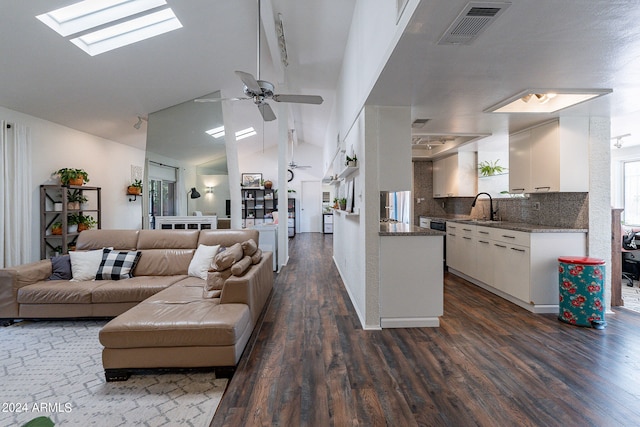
(67, 201, 80, 210)
(53, 202, 63, 211)
(68, 224, 78, 233)
(264, 180, 273, 189)
(51, 226, 62, 235)
(339, 201, 347, 211)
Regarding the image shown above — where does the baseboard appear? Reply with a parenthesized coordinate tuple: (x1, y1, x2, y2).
(381, 317, 440, 328)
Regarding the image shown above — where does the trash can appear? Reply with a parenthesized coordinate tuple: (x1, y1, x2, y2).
(558, 256, 606, 329)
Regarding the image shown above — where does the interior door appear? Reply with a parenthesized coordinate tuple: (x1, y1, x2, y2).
(300, 181, 322, 232)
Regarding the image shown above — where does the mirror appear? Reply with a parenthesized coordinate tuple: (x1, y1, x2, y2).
(145, 91, 230, 220)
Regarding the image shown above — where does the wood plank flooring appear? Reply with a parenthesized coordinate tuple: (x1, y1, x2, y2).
(211, 233, 640, 426)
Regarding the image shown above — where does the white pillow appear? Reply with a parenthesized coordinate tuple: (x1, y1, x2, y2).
(70, 249, 107, 281)
(188, 244, 220, 279)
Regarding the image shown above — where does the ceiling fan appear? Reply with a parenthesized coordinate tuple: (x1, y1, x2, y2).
(288, 129, 311, 169)
(196, 71, 323, 122)
(195, 0, 323, 121)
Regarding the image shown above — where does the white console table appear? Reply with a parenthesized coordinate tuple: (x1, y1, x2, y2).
(154, 216, 217, 230)
(252, 224, 278, 271)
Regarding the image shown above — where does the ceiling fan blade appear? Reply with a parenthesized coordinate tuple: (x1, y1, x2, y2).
(258, 103, 277, 121)
(272, 94, 324, 105)
(235, 70, 262, 93)
(194, 97, 247, 103)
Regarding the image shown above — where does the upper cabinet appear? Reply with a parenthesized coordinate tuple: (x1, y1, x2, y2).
(509, 119, 589, 193)
(433, 152, 477, 198)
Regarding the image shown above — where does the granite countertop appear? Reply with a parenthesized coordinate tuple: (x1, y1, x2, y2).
(380, 222, 446, 236)
(446, 219, 587, 233)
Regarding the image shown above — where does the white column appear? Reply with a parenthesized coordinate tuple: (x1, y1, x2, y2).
(221, 99, 242, 229)
(277, 103, 289, 269)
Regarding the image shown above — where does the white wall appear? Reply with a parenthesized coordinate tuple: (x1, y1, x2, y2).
(0, 106, 146, 262)
(611, 143, 640, 211)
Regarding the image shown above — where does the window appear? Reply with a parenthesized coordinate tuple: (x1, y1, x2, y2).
(624, 160, 640, 225)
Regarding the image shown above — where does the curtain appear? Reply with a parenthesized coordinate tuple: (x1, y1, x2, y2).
(0, 121, 32, 268)
(394, 191, 411, 224)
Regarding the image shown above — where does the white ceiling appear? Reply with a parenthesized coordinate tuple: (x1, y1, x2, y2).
(2, 0, 640, 163)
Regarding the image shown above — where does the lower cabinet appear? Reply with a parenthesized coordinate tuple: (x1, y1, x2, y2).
(446, 222, 586, 313)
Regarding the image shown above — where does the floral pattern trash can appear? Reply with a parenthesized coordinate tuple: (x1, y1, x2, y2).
(558, 256, 606, 329)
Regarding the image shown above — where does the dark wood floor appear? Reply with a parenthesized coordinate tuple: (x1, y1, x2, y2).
(211, 233, 640, 426)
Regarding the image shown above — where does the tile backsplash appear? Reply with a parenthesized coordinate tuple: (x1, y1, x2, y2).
(413, 161, 588, 229)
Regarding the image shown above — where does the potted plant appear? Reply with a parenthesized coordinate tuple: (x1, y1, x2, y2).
(333, 197, 339, 209)
(478, 159, 506, 177)
(51, 221, 63, 235)
(54, 168, 89, 186)
(67, 190, 88, 210)
(345, 154, 358, 167)
(77, 214, 97, 232)
(339, 197, 347, 211)
(67, 214, 79, 233)
(127, 179, 143, 195)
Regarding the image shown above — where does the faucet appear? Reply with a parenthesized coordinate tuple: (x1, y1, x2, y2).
(471, 192, 496, 221)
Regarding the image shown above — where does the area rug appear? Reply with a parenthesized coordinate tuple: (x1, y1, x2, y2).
(622, 281, 640, 313)
(0, 320, 227, 427)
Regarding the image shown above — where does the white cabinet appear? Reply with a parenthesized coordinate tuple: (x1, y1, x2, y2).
(509, 119, 589, 193)
(433, 152, 477, 198)
(446, 221, 586, 313)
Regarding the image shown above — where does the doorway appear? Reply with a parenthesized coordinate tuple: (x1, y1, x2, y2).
(300, 181, 322, 232)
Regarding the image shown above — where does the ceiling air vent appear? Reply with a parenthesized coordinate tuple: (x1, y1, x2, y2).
(438, 1, 511, 45)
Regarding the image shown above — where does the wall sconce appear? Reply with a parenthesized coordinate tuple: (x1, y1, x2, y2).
(206, 186, 214, 194)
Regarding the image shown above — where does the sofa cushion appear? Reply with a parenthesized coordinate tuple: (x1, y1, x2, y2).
(241, 239, 258, 256)
(198, 229, 259, 248)
(137, 230, 200, 249)
(206, 270, 232, 292)
(91, 276, 186, 303)
(133, 249, 195, 276)
(251, 248, 263, 264)
(212, 243, 243, 271)
(95, 249, 142, 280)
(70, 249, 105, 281)
(75, 229, 139, 251)
(99, 286, 251, 348)
(49, 255, 72, 280)
(188, 244, 220, 279)
(17, 280, 104, 304)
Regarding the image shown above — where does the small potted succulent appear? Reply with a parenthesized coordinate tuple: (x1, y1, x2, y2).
(339, 197, 347, 211)
(51, 222, 63, 235)
(345, 154, 358, 167)
(67, 214, 80, 233)
(127, 179, 143, 195)
(54, 168, 89, 186)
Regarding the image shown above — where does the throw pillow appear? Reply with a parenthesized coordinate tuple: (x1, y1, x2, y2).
(49, 255, 72, 280)
(251, 248, 263, 264)
(95, 249, 142, 280)
(231, 255, 252, 276)
(212, 243, 243, 271)
(70, 249, 107, 281)
(188, 244, 221, 279)
(241, 239, 258, 256)
(206, 270, 233, 291)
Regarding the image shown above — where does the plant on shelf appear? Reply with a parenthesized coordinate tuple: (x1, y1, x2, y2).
(67, 214, 80, 233)
(478, 159, 506, 177)
(345, 154, 358, 167)
(51, 221, 63, 235)
(127, 179, 143, 195)
(333, 197, 339, 209)
(54, 168, 89, 186)
(67, 189, 88, 210)
(339, 197, 347, 211)
(77, 214, 97, 232)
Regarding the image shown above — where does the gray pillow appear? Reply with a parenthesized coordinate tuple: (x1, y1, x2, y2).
(49, 255, 72, 280)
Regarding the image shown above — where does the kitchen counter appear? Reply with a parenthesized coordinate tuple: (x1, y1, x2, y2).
(380, 222, 446, 236)
(447, 219, 587, 233)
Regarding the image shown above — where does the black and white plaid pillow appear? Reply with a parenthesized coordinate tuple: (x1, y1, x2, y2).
(95, 248, 142, 280)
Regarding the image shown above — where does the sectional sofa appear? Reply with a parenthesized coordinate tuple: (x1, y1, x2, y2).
(0, 229, 274, 381)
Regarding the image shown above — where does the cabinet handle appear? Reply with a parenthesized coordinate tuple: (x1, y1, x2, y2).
(463, 236, 472, 240)
(478, 231, 489, 234)
(448, 233, 456, 237)
(478, 240, 489, 244)
(448, 225, 457, 229)
(511, 247, 526, 252)
(502, 235, 516, 239)
(534, 186, 550, 192)
(511, 188, 525, 192)
(494, 244, 507, 248)
(463, 228, 472, 231)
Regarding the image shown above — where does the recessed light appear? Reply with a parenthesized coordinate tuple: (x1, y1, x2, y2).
(36, 0, 182, 56)
(485, 89, 612, 113)
(235, 127, 256, 140)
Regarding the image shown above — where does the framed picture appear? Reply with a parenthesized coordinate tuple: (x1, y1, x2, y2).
(242, 173, 262, 188)
(346, 179, 354, 213)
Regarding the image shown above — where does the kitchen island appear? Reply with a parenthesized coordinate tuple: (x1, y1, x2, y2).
(379, 222, 445, 327)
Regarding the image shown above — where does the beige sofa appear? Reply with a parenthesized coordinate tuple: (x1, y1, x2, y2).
(0, 229, 274, 381)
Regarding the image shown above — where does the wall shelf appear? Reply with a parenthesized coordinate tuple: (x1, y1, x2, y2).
(334, 207, 359, 216)
(338, 165, 358, 180)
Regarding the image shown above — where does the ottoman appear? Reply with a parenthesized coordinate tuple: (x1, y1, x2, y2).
(99, 285, 253, 381)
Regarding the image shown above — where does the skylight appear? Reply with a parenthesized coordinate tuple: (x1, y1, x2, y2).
(36, 0, 182, 56)
(235, 128, 257, 140)
(206, 126, 225, 139)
